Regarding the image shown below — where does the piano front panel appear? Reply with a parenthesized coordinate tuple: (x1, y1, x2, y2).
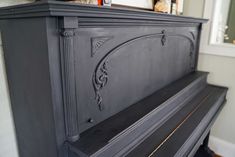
(73, 25, 199, 132)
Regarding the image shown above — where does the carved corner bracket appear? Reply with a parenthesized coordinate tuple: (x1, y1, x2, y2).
(91, 36, 113, 57)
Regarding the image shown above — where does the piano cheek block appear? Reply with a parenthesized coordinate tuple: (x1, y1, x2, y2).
(0, 2, 227, 157)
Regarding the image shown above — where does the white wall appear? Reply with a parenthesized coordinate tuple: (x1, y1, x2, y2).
(0, 0, 32, 7)
(198, 54, 235, 144)
(183, 0, 205, 18)
(0, 36, 19, 157)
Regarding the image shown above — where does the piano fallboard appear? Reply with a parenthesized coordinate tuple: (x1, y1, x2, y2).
(68, 73, 227, 157)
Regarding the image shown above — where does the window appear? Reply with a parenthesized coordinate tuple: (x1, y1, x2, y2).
(200, 0, 235, 57)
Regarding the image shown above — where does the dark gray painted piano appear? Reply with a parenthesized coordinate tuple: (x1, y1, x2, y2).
(0, 1, 228, 157)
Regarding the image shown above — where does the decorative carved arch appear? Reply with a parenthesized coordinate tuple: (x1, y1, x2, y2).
(92, 31, 195, 111)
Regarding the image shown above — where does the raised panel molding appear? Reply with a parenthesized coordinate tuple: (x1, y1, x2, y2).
(190, 31, 196, 40)
(92, 31, 196, 111)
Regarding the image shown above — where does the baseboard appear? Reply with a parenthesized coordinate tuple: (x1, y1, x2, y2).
(209, 136, 235, 157)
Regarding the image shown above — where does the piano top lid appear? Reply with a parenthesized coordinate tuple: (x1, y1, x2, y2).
(0, 1, 208, 23)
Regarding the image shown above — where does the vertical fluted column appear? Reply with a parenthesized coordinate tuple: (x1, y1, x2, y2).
(60, 17, 79, 142)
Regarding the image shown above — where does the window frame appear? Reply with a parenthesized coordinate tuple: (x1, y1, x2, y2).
(200, 0, 235, 57)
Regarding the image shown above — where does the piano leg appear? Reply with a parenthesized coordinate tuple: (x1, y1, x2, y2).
(202, 132, 210, 149)
(194, 132, 216, 157)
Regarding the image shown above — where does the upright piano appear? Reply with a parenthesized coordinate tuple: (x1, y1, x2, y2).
(0, 1, 228, 157)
